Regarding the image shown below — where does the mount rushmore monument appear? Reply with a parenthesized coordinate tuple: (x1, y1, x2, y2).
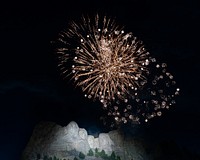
(22, 121, 146, 160)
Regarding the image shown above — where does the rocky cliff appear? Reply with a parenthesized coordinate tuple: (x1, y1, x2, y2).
(22, 121, 147, 160)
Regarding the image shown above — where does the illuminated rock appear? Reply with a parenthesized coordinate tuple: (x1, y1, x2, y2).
(99, 133, 113, 154)
(87, 135, 95, 148)
(64, 121, 79, 137)
(79, 128, 87, 140)
(88, 136, 100, 150)
(93, 138, 100, 149)
(22, 121, 146, 160)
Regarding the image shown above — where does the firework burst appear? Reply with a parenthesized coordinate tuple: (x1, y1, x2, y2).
(56, 14, 179, 127)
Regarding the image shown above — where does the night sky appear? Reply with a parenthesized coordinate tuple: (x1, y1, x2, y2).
(0, 0, 200, 160)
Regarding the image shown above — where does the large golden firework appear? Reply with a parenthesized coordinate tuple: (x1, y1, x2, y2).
(56, 14, 179, 126)
(57, 15, 150, 104)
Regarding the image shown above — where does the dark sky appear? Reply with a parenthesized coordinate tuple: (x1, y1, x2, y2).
(0, 0, 200, 160)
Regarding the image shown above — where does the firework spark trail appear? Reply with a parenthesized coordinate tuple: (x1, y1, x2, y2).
(102, 61, 180, 127)
(56, 14, 179, 127)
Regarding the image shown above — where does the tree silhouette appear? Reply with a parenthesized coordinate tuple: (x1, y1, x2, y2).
(79, 152, 85, 159)
(87, 149, 94, 156)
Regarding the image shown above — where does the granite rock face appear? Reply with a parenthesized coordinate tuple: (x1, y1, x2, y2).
(22, 121, 147, 160)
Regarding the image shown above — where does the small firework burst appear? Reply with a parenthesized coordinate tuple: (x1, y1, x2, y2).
(56, 14, 179, 127)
